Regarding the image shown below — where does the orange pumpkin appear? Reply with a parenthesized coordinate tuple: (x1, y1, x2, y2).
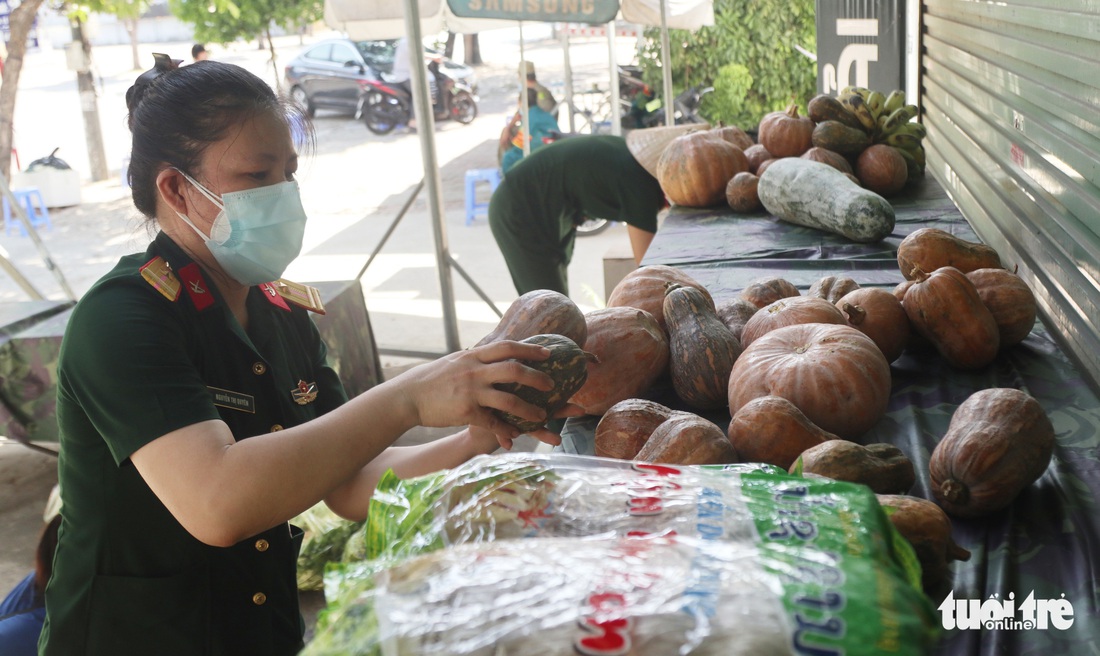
(897, 228, 1002, 280)
(755, 158, 779, 178)
(727, 323, 891, 440)
(657, 132, 748, 208)
(726, 172, 761, 213)
(740, 296, 848, 348)
(801, 147, 854, 175)
(807, 275, 860, 303)
(965, 268, 1038, 347)
(711, 124, 754, 151)
(607, 265, 714, 334)
(744, 144, 773, 173)
(903, 266, 1000, 369)
(571, 307, 670, 415)
(758, 103, 814, 158)
(740, 276, 800, 309)
(836, 287, 911, 363)
(856, 145, 908, 197)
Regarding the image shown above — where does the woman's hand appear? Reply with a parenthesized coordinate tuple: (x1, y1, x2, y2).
(395, 341, 556, 443)
(467, 402, 587, 452)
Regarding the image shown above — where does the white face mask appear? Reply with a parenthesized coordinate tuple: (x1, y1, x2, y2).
(174, 170, 308, 285)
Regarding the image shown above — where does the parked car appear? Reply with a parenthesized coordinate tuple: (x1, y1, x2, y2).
(284, 38, 478, 117)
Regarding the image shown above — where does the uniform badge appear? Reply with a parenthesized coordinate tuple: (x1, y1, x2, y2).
(291, 380, 318, 405)
(139, 256, 181, 301)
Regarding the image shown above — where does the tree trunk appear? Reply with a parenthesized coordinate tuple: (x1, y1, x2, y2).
(73, 18, 110, 182)
(266, 27, 281, 92)
(0, 0, 47, 179)
(463, 34, 482, 65)
(127, 18, 141, 70)
(443, 31, 456, 59)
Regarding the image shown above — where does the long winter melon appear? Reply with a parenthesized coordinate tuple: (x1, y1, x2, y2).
(757, 158, 895, 243)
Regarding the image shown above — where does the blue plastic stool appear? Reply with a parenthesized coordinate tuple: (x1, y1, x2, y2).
(464, 168, 502, 226)
(3, 187, 51, 236)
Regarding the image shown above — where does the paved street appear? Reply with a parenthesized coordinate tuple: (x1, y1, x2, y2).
(0, 23, 648, 594)
(5, 25, 644, 356)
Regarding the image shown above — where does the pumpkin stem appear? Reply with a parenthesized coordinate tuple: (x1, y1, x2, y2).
(785, 103, 801, 118)
(909, 266, 930, 282)
(664, 281, 683, 296)
(842, 302, 866, 326)
(947, 538, 972, 562)
(939, 478, 968, 505)
(582, 350, 601, 364)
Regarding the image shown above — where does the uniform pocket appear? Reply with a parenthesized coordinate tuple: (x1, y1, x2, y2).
(85, 561, 210, 655)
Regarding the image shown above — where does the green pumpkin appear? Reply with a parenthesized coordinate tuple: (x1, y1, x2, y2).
(492, 334, 593, 433)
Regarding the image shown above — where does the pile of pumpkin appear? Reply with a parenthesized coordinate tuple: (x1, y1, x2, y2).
(478, 229, 1050, 597)
(654, 86, 929, 245)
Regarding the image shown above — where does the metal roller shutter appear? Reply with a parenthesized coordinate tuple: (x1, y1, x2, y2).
(920, 0, 1100, 385)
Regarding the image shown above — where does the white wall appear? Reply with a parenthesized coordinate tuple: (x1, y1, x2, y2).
(34, 10, 292, 49)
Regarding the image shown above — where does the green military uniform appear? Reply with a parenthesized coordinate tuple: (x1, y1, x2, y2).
(488, 134, 665, 295)
(40, 232, 347, 655)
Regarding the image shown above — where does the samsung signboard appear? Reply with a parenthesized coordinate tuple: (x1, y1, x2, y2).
(447, 0, 619, 23)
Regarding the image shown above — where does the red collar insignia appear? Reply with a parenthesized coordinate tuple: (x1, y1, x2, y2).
(259, 282, 291, 311)
(178, 263, 214, 311)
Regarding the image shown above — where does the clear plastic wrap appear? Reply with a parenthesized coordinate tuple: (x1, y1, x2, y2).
(291, 501, 364, 591)
(351, 454, 786, 563)
(307, 453, 935, 655)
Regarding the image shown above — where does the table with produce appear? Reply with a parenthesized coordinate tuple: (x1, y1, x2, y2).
(296, 87, 1098, 654)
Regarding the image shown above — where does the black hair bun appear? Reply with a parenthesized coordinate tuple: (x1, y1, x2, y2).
(126, 53, 182, 112)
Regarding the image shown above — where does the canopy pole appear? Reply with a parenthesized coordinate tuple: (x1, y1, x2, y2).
(561, 24, 575, 133)
(519, 23, 531, 156)
(660, 0, 674, 127)
(606, 19, 620, 136)
(403, 0, 461, 353)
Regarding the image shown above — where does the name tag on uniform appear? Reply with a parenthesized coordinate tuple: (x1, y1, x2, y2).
(208, 386, 256, 413)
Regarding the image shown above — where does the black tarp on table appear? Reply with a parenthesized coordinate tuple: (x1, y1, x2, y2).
(561, 176, 1100, 654)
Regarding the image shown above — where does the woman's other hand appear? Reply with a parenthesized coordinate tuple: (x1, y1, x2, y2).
(467, 402, 586, 452)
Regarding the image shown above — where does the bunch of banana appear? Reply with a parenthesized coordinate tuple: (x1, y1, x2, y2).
(839, 86, 926, 180)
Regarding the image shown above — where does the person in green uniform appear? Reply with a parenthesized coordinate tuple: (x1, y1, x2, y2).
(39, 55, 568, 656)
(488, 134, 667, 296)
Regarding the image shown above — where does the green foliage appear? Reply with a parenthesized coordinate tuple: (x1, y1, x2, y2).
(708, 63, 753, 122)
(637, 0, 817, 130)
(169, 0, 322, 45)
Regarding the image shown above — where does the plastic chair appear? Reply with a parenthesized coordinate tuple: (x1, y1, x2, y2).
(3, 187, 52, 236)
(464, 168, 502, 226)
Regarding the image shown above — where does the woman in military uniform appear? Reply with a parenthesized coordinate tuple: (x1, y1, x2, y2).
(38, 56, 564, 655)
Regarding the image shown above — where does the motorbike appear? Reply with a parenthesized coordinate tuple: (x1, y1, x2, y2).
(356, 60, 478, 135)
(632, 84, 714, 129)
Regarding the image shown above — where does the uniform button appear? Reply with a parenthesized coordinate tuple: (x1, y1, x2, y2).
(252, 592, 267, 605)
(252, 362, 267, 375)
(269, 424, 283, 432)
(255, 539, 270, 552)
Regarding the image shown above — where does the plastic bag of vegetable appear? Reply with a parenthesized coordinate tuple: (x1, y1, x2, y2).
(305, 454, 935, 655)
(348, 453, 786, 562)
(292, 502, 363, 591)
